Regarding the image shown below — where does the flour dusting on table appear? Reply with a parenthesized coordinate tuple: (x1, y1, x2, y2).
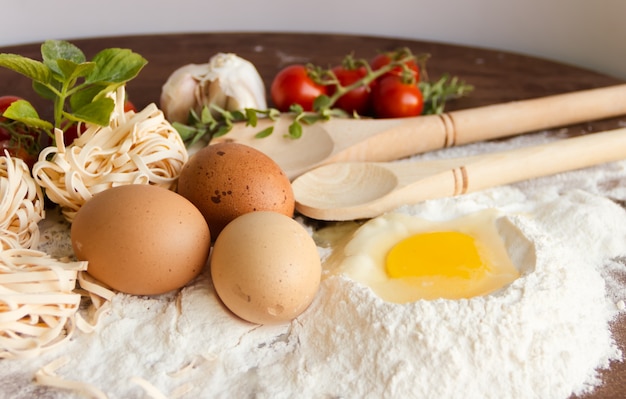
(2, 131, 626, 399)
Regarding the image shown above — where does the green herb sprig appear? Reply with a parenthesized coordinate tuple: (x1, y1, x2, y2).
(0, 40, 147, 142)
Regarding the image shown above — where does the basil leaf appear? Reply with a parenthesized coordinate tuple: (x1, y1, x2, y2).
(32, 80, 59, 100)
(87, 48, 147, 84)
(0, 54, 51, 84)
(56, 59, 96, 81)
(3, 100, 53, 130)
(69, 84, 109, 112)
(41, 40, 86, 76)
(70, 97, 115, 126)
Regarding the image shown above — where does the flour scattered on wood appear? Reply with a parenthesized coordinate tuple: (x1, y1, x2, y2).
(1, 131, 625, 399)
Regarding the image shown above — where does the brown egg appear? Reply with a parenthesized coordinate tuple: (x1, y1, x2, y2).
(71, 184, 211, 295)
(177, 142, 294, 238)
(210, 211, 321, 325)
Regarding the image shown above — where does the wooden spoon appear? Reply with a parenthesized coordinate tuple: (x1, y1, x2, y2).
(292, 127, 626, 221)
(213, 84, 626, 179)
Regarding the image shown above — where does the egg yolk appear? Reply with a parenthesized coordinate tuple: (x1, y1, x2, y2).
(385, 231, 488, 280)
(382, 230, 518, 301)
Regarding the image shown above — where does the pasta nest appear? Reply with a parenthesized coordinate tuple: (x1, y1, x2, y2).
(32, 87, 189, 222)
(0, 154, 45, 251)
(0, 248, 88, 359)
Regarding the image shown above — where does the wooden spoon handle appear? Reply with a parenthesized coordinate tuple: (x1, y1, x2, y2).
(450, 84, 626, 145)
(458, 127, 626, 195)
(335, 84, 626, 163)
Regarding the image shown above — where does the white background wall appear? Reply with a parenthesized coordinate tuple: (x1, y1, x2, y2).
(2, 0, 625, 80)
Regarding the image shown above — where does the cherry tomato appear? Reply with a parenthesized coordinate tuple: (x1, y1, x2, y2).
(371, 75, 424, 118)
(124, 99, 137, 113)
(0, 95, 44, 167)
(0, 125, 10, 141)
(270, 65, 328, 112)
(0, 139, 37, 168)
(62, 123, 86, 145)
(328, 65, 371, 115)
(371, 53, 420, 81)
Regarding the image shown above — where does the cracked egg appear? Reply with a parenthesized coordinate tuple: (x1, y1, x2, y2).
(320, 209, 528, 303)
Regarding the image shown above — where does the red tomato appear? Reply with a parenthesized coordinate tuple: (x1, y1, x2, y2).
(0, 139, 37, 168)
(328, 65, 371, 115)
(62, 123, 86, 145)
(124, 99, 136, 113)
(371, 53, 420, 81)
(0, 125, 10, 141)
(371, 75, 424, 118)
(270, 65, 328, 112)
(0, 95, 44, 167)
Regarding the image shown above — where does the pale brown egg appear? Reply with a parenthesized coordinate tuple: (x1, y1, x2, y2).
(71, 184, 211, 295)
(177, 142, 295, 238)
(210, 211, 321, 325)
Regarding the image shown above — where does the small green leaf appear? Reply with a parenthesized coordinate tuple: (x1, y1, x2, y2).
(245, 109, 259, 126)
(267, 108, 281, 120)
(300, 114, 324, 125)
(288, 103, 304, 114)
(87, 48, 147, 84)
(0, 54, 51, 84)
(288, 121, 303, 139)
(32, 80, 59, 100)
(213, 124, 233, 138)
(56, 59, 96, 81)
(41, 40, 86, 76)
(229, 110, 246, 122)
(254, 126, 274, 138)
(200, 106, 216, 125)
(173, 122, 200, 141)
(220, 109, 235, 121)
(69, 84, 109, 113)
(3, 100, 54, 130)
(312, 94, 331, 112)
(3, 99, 39, 120)
(70, 97, 115, 126)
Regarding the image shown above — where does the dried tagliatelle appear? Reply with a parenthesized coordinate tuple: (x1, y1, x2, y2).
(0, 248, 87, 359)
(0, 153, 45, 250)
(33, 86, 189, 222)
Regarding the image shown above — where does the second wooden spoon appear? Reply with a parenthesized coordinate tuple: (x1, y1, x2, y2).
(292, 127, 626, 221)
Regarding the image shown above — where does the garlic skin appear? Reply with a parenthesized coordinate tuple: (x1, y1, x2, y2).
(160, 53, 267, 124)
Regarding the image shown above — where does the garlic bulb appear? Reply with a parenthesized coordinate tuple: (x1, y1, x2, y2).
(160, 53, 267, 124)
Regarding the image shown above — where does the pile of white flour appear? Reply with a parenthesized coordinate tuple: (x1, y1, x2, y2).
(1, 130, 626, 399)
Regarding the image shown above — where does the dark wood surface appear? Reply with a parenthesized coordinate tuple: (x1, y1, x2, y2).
(1, 32, 624, 398)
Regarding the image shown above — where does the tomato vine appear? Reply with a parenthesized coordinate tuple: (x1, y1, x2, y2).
(174, 47, 473, 145)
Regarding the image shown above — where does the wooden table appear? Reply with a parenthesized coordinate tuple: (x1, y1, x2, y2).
(1, 32, 624, 398)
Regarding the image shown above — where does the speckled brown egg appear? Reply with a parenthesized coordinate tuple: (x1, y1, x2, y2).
(71, 184, 211, 295)
(210, 211, 321, 325)
(177, 142, 295, 238)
